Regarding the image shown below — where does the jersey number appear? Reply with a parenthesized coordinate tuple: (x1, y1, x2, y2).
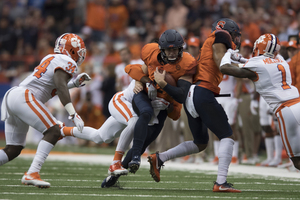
(34, 56, 55, 78)
(277, 64, 291, 90)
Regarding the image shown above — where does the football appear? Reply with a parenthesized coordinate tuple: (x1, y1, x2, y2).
(165, 72, 177, 86)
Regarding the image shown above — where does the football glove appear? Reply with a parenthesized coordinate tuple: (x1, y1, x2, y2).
(227, 49, 248, 63)
(146, 82, 157, 100)
(67, 73, 91, 89)
(151, 97, 170, 110)
(68, 113, 84, 133)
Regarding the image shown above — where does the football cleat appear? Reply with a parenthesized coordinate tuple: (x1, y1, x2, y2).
(21, 172, 50, 188)
(101, 175, 120, 188)
(128, 159, 140, 174)
(147, 152, 163, 182)
(108, 161, 129, 176)
(213, 181, 241, 193)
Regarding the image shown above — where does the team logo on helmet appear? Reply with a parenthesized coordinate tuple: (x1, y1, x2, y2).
(216, 21, 226, 30)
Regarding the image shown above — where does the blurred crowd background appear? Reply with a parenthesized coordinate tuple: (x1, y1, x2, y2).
(0, 0, 300, 165)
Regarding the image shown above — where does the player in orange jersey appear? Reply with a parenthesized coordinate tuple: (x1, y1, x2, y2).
(150, 19, 242, 192)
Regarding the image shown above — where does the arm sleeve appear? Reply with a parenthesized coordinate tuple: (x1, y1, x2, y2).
(124, 64, 146, 81)
(163, 79, 191, 104)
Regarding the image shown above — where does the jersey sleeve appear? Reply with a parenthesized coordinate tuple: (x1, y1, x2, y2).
(125, 64, 145, 81)
(54, 55, 78, 77)
(214, 30, 232, 49)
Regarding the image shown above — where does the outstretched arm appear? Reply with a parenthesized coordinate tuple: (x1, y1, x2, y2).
(219, 50, 257, 80)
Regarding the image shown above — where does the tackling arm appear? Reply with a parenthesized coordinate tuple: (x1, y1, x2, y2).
(219, 51, 257, 80)
(54, 69, 72, 106)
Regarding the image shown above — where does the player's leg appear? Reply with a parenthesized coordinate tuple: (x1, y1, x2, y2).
(0, 116, 28, 165)
(259, 98, 275, 166)
(7, 88, 59, 188)
(129, 91, 153, 169)
(192, 86, 240, 192)
(276, 104, 300, 170)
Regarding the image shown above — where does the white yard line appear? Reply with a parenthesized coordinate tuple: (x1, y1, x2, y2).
(19, 154, 300, 179)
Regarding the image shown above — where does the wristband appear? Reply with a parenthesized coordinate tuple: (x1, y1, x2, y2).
(220, 52, 232, 67)
(65, 103, 76, 116)
(67, 80, 75, 89)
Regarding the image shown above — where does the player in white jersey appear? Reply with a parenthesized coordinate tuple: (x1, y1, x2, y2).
(220, 33, 300, 171)
(0, 33, 90, 188)
(213, 74, 239, 164)
(115, 47, 144, 91)
(61, 80, 170, 176)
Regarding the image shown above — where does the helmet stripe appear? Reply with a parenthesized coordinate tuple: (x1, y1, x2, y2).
(268, 34, 276, 54)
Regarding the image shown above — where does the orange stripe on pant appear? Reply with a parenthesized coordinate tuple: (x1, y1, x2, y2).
(25, 90, 51, 129)
(31, 93, 56, 125)
(277, 110, 294, 157)
(113, 92, 132, 122)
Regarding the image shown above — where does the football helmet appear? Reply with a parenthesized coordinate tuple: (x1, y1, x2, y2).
(54, 33, 86, 66)
(158, 29, 184, 63)
(252, 33, 280, 58)
(211, 18, 241, 48)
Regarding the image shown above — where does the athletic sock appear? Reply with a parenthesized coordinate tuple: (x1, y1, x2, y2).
(213, 140, 220, 157)
(159, 141, 199, 163)
(111, 151, 124, 165)
(274, 135, 283, 160)
(265, 137, 275, 160)
(216, 138, 234, 184)
(27, 140, 54, 174)
(0, 149, 9, 165)
(232, 141, 239, 158)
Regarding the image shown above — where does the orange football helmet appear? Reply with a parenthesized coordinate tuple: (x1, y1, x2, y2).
(54, 33, 86, 66)
(252, 33, 280, 58)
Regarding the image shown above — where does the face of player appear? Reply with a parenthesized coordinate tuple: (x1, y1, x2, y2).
(164, 48, 179, 61)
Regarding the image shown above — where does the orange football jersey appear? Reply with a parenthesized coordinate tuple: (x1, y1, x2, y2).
(193, 30, 235, 94)
(141, 43, 197, 120)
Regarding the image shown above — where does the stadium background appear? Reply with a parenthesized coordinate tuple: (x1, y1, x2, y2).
(0, 0, 299, 156)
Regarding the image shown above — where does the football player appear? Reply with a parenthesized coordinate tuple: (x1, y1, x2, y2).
(61, 79, 171, 177)
(151, 18, 242, 192)
(0, 33, 90, 188)
(220, 33, 300, 173)
(122, 29, 196, 174)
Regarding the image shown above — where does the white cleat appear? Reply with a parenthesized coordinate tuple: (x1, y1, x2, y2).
(260, 158, 273, 166)
(277, 160, 293, 169)
(21, 172, 50, 188)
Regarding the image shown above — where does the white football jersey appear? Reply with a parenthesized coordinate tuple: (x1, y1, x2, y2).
(115, 59, 144, 90)
(242, 55, 299, 111)
(219, 74, 236, 96)
(20, 54, 78, 103)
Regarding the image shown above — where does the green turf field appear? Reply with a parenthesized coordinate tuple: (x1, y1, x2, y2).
(1, 157, 300, 200)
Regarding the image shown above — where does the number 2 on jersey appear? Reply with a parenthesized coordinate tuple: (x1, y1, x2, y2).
(277, 64, 291, 90)
(34, 56, 55, 78)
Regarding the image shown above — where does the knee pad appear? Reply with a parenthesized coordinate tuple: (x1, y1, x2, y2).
(3, 145, 23, 161)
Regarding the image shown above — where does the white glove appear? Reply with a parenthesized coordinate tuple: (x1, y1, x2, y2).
(151, 97, 170, 110)
(68, 73, 91, 89)
(146, 82, 157, 100)
(227, 49, 248, 63)
(250, 100, 259, 115)
(68, 113, 84, 132)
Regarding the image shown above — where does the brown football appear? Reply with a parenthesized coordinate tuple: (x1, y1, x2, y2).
(165, 72, 177, 86)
